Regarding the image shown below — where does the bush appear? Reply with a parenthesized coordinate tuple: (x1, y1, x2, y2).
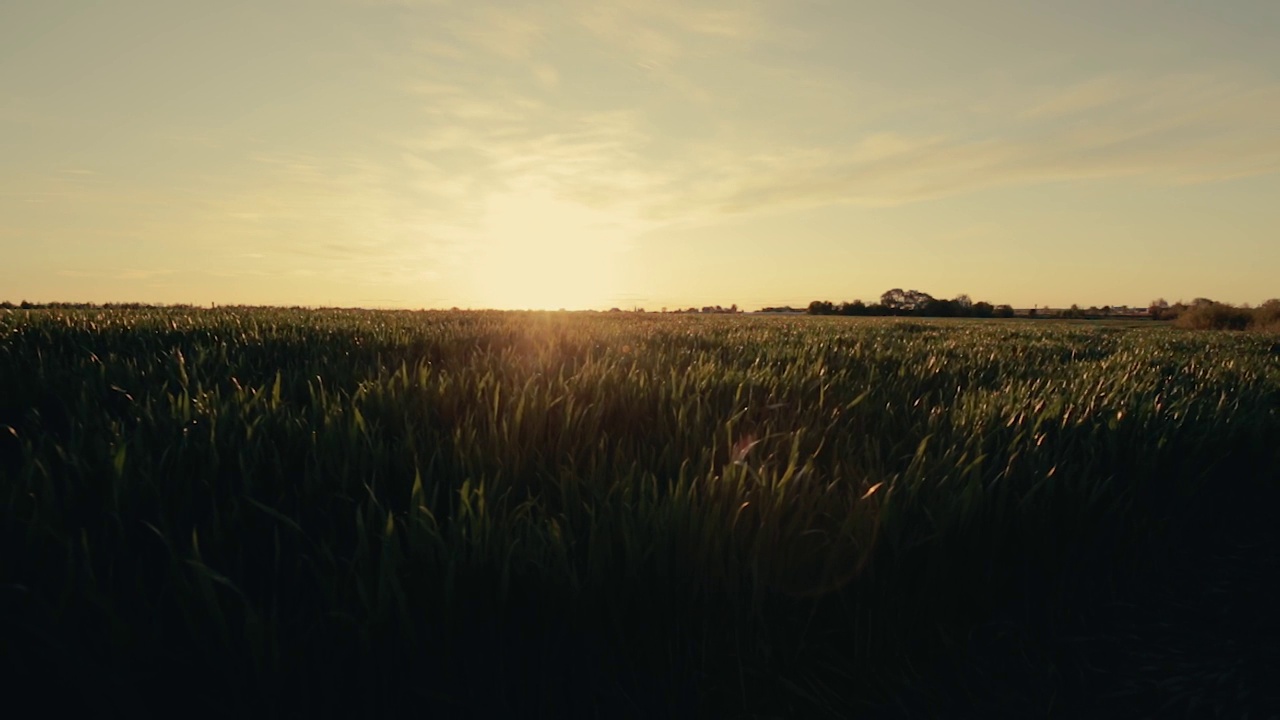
(1255, 299, 1280, 332)
(1175, 302, 1258, 331)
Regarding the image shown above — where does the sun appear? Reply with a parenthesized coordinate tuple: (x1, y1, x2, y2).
(468, 188, 630, 310)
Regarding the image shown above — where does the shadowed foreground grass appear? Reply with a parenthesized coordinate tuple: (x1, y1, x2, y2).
(1, 309, 1277, 717)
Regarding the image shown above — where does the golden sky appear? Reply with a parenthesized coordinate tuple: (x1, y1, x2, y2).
(3, 0, 1278, 309)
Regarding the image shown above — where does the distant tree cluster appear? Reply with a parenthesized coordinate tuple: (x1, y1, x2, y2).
(665, 305, 740, 314)
(0, 301, 198, 310)
(1028, 305, 1147, 320)
(806, 289, 1015, 319)
(1150, 297, 1280, 332)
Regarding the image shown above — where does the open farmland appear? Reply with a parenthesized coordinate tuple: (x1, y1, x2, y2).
(2, 309, 1278, 717)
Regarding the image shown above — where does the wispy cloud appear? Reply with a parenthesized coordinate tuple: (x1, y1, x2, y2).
(656, 72, 1280, 215)
(183, 147, 465, 293)
(28, 3, 1276, 302)
(377, 4, 735, 227)
(372, 0, 1280, 228)
(1022, 77, 1127, 119)
(578, 0, 762, 65)
(394, 66, 1280, 226)
(453, 6, 547, 61)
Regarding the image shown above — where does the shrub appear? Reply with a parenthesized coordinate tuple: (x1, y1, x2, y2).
(1175, 302, 1255, 331)
(1254, 299, 1280, 332)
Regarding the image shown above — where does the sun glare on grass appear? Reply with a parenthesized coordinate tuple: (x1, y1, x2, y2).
(469, 188, 630, 310)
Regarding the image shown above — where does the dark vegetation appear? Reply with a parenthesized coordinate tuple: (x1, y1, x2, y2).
(806, 290, 1280, 328)
(806, 289, 1015, 318)
(0, 300, 201, 310)
(1148, 298, 1280, 332)
(1, 308, 1278, 717)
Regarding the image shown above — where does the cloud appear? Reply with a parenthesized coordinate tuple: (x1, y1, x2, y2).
(573, 0, 762, 104)
(390, 60, 1280, 235)
(398, 72, 666, 208)
(204, 149, 467, 284)
(653, 72, 1280, 215)
(454, 6, 546, 61)
(532, 63, 559, 89)
(393, 0, 764, 108)
(379, 0, 1278, 227)
(1022, 77, 1126, 119)
(191, 3, 1280, 285)
(578, 0, 761, 59)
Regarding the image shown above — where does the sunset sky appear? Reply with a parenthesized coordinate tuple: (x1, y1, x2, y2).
(3, 1, 1278, 310)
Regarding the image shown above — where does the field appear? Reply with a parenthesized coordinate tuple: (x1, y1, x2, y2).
(2, 309, 1278, 717)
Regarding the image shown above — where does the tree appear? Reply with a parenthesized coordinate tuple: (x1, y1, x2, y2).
(904, 290, 934, 313)
(881, 288, 935, 314)
(925, 297, 957, 317)
(880, 288, 907, 312)
(838, 300, 866, 316)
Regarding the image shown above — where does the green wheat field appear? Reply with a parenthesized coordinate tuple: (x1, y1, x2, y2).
(2, 308, 1278, 717)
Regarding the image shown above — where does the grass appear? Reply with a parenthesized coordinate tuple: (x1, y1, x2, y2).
(1, 308, 1277, 717)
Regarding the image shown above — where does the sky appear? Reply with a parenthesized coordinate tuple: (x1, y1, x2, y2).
(2, 0, 1278, 311)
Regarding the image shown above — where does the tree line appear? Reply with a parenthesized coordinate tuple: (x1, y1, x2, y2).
(0, 301, 199, 310)
(807, 289, 1015, 318)
(1149, 297, 1280, 332)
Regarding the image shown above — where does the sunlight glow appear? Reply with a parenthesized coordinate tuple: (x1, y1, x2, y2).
(468, 188, 630, 310)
